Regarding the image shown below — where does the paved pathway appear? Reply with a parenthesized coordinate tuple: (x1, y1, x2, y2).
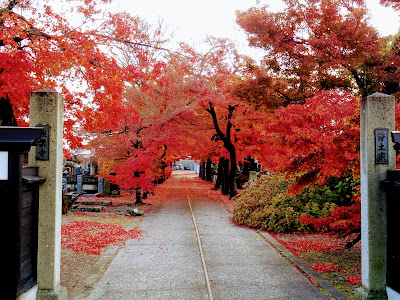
(86, 171, 327, 300)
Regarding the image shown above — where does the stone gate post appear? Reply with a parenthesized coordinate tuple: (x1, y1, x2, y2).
(29, 88, 68, 299)
(355, 93, 395, 300)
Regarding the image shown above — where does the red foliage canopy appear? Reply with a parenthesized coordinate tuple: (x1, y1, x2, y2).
(258, 89, 360, 192)
(236, 0, 381, 107)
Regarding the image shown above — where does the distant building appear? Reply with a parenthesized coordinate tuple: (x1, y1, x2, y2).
(63, 149, 97, 176)
(173, 158, 199, 173)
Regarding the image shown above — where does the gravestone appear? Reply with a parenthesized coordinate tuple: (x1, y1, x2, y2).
(98, 177, 103, 194)
(77, 174, 83, 193)
(249, 171, 258, 184)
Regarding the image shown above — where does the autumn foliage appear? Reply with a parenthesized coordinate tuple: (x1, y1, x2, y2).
(3, 0, 400, 239)
(230, 0, 400, 238)
(258, 89, 359, 191)
(235, 0, 381, 105)
(232, 89, 361, 235)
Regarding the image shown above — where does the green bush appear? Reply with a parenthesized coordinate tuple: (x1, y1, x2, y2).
(232, 172, 357, 233)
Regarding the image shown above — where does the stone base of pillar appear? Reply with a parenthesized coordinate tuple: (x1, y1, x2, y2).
(354, 286, 387, 300)
(37, 286, 68, 300)
(17, 285, 38, 300)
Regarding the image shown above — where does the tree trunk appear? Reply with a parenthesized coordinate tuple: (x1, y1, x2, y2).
(243, 157, 250, 176)
(221, 158, 230, 195)
(133, 171, 144, 204)
(0, 96, 18, 126)
(206, 158, 212, 181)
(214, 157, 223, 190)
(135, 188, 143, 204)
(201, 161, 206, 180)
(205, 103, 239, 198)
(228, 145, 238, 198)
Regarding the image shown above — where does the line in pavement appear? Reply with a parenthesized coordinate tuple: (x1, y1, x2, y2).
(187, 195, 214, 300)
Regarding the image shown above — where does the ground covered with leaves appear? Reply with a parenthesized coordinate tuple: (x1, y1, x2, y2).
(270, 232, 361, 299)
(231, 172, 361, 298)
(62, 175, 361, 299)
(60, 192, 152, 298)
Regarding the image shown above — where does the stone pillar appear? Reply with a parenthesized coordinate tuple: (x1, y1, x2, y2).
(249, 171, 258, 184)
(28, 89, 68, 299)
(103, 179, 111, 197)
(355, 92, 395, 300)
(62, 178, 67, 190)
(77, 174, 83, 193)
(98, 177, 103, 194)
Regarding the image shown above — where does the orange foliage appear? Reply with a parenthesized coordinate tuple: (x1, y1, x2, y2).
(236, 0, 381, 106)
(257, 89, 359, 191)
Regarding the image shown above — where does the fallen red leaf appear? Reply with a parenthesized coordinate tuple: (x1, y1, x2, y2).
(62, 220, 143, 255)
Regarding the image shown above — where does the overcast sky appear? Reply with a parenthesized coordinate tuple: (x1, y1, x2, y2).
(112, 0, 400, 59)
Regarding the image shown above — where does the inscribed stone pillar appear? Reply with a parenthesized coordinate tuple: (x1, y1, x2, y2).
(355, 92, 395, 300)
(29, 88, 68, 299)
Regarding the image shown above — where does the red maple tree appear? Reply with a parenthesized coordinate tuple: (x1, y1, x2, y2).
(231, 0, 400, 243)
(258, 89, 360, 191)
(0, 0, 164, 150)
(235, 0, 381, 106)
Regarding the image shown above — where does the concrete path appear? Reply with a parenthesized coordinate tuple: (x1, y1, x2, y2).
(86, 172, 327, 300)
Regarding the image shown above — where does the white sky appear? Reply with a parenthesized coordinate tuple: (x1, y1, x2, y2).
(112, 0, 400, 59)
